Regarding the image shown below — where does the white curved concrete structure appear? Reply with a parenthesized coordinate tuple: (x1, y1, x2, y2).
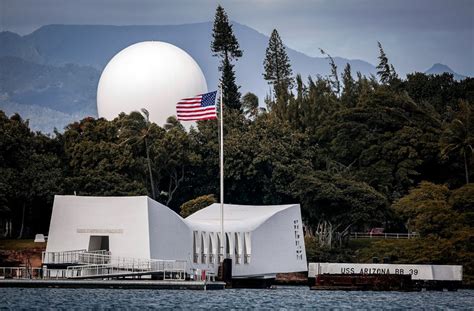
(185, 203, 307, 277)
(46, 196, 191, 261)
(97, 41, 207, 126)
(46, 196, 307, 278)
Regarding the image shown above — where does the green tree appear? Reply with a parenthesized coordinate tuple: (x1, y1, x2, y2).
(60, 116, 147, 197)
(180, 194, 216, 217)
(341, 63, 356, 107)
(211, 5, 243, 111)
(320, 49, 340, 95)
(316, 88, 441, 199)
(388, 182, 474, 284)
(440, 101, 473, 184)
(283, 75, 338, 134)
(211, 5, 242, 62)
(263, 29, 293, 97)
(0, 112, 63, 237)
(376, 41, 397, 84)
(393, 182, 459, 237)
(118, 110, 163, 199)
(403, 73, 468, 119)
(449, 183, 474, 213)
(153, 116, 196, 206)
(0, 113, 32, 236)
(289, 171, 387, 233)
(241, 92, 259, 118)
(221, 58, 242, 111)
(22, 141, 63, 236)
(243, 114, 312, 205)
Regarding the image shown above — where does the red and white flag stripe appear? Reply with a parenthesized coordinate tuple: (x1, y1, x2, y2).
(176, 91, 217, 121)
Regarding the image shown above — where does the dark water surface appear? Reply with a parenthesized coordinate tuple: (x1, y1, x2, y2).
(1, 286, 473, 309)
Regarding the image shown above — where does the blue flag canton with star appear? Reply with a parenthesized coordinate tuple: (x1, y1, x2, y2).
(201, 91, 217, 107)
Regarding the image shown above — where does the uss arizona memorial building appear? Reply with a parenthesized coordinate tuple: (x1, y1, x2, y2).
(46, 196, 307, 278)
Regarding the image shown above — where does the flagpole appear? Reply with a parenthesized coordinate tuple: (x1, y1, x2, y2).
(219, 81, 225, 262)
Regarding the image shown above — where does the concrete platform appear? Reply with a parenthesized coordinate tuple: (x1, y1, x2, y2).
(0, 279, 225, 290)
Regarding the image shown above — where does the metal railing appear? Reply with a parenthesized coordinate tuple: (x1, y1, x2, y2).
(350, 232, 419, 239)
(3, 250, 187, 280)
(0, 267, 43, 279)
(65, 258, 187, 280)
(77, 252, 113, 265)
(42, 250, 186, 280)
(42, 249, 111, 265)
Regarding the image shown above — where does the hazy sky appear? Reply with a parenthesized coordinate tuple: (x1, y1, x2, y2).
(1, 0, 473, 76)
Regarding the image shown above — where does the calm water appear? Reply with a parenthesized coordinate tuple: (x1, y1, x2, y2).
(1, 286, 473, 309)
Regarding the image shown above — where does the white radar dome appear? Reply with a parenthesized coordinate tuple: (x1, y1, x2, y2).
(97, 41, 207, 125)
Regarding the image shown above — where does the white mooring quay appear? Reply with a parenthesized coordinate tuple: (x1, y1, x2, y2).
(308, 263, 463, 282)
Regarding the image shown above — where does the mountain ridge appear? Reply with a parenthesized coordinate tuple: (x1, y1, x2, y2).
(424, 63, 466, 80)
(0, 22, 378, 132)
(1, 22, 468, 133)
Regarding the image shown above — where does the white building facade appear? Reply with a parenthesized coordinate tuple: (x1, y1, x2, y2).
(46, 196, 307, 278)
(185, 203, 307, 278)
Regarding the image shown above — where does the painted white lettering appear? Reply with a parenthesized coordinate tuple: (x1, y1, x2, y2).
(77, 228, 123, 234)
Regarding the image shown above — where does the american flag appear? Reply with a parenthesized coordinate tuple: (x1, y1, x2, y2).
(176, 91, 218, 121)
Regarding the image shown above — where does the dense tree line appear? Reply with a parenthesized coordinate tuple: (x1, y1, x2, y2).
(0, 5, 472, 281)
(1, 57, 472, 236)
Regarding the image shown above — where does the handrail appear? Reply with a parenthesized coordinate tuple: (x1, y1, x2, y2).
(42, 249, 187, 280)
(65, 259, 187, 279)
(0, 267, 43, 279)
(349, 232, 418, 239)
(75, 252, 182, 267)
(42, 249, 85, 264)
(42, 249, 111, 265)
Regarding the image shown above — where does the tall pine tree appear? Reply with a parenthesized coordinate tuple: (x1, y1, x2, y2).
(341, 63, 356, 107)
(263, 29, 293, 98)
(376, 41, 397, 85)
(211, 5, 243, 111)
(320, 49, 340, 96)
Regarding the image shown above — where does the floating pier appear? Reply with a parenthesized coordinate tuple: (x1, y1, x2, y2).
(308, 263, 463, 291)
(311, 274, 417, 291)
(0, 279, 225, 290)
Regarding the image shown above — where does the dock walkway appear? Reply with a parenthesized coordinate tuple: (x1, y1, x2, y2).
(0, 279, 225, 290)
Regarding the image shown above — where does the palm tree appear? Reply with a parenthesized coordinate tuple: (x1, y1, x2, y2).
(159, 116, 188, 206)
(163, 116, 184, 131)
(440, 102, 473, 184)
(119, 109, 157, 199)
(242, 92, 259, 119)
